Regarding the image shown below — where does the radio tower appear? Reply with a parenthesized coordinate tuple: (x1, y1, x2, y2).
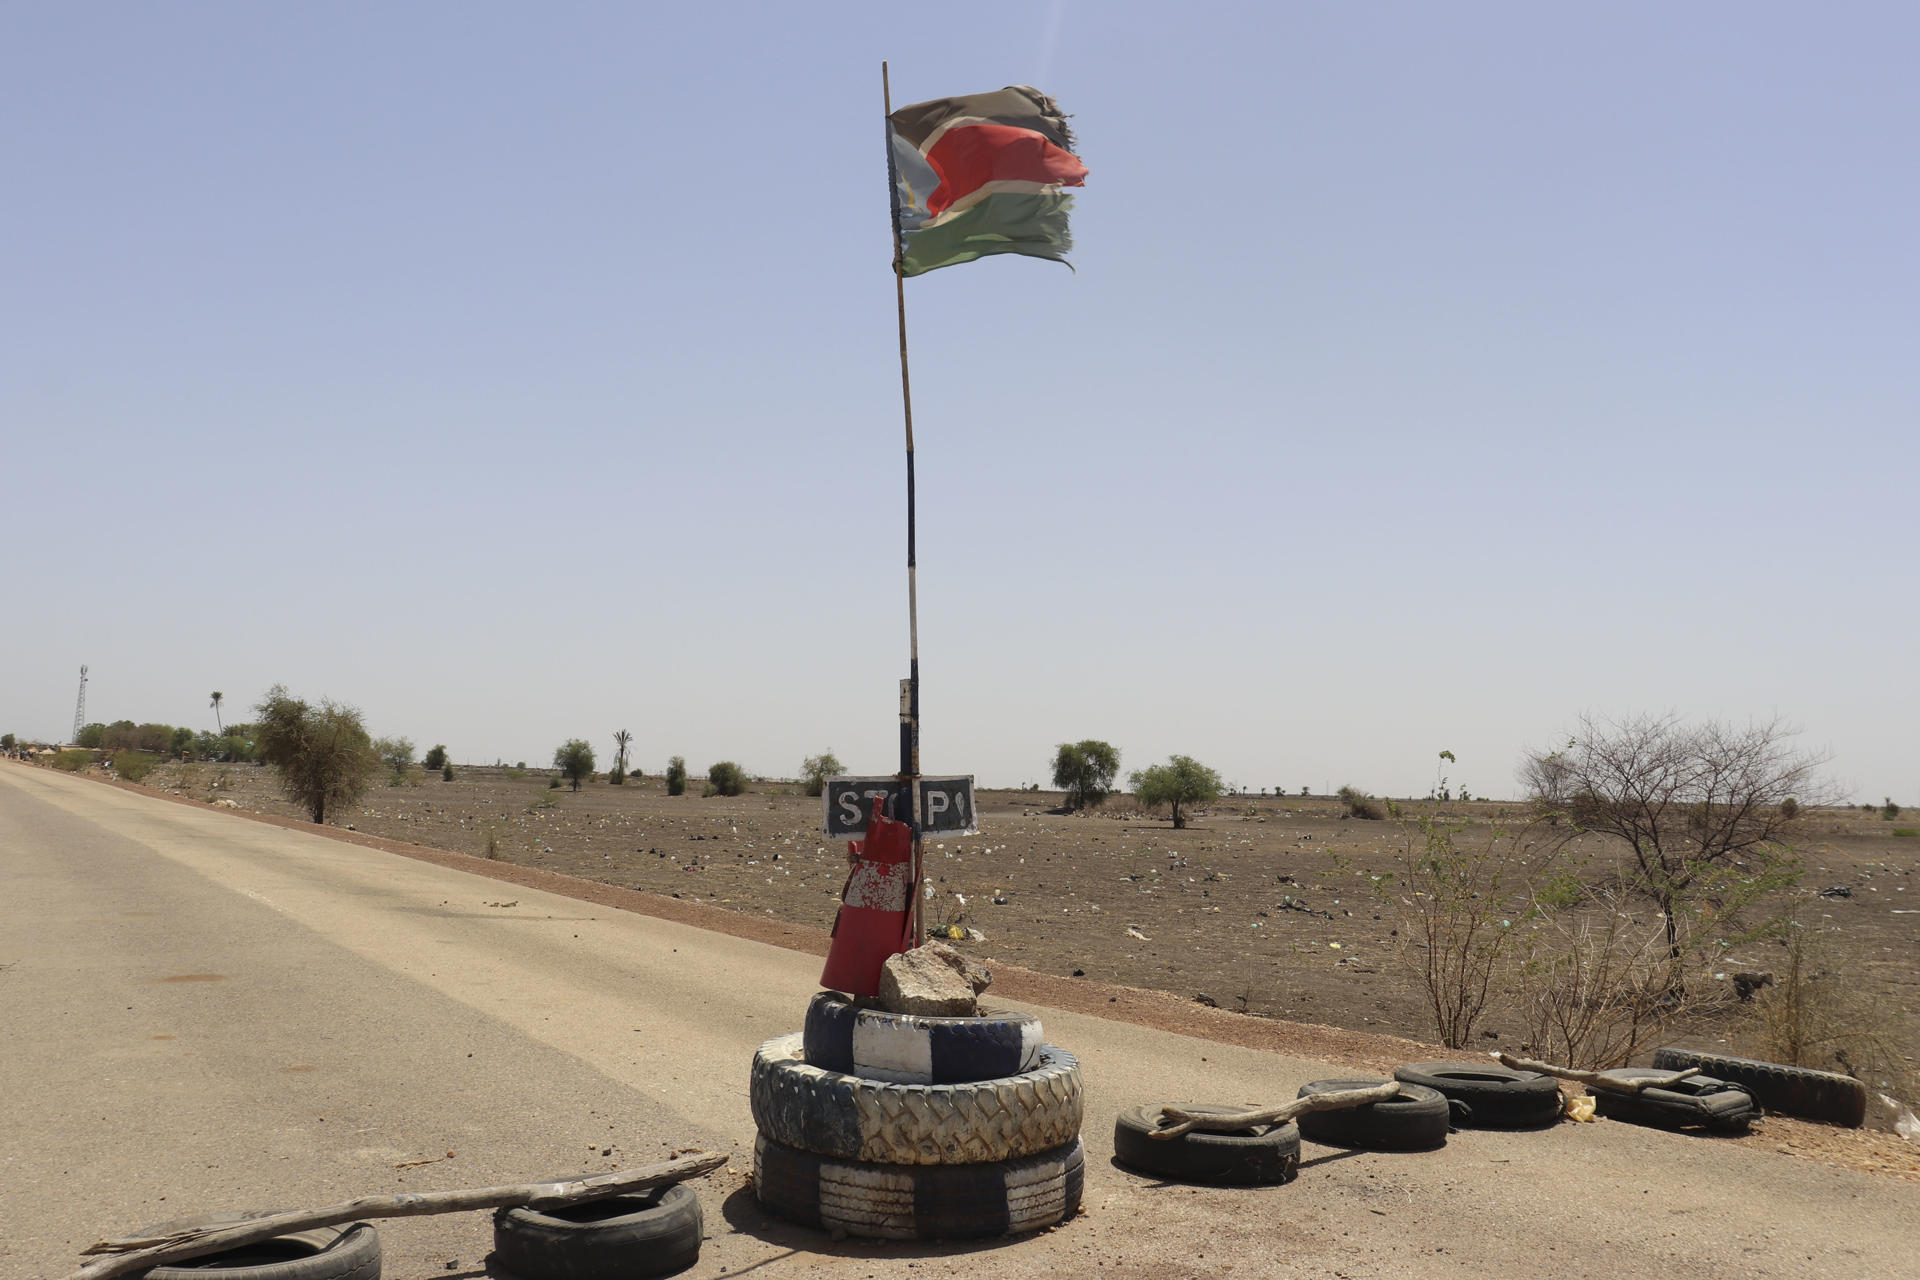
(71, 665, 88, 745)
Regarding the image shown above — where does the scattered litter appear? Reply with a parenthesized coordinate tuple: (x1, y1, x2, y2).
(1819, 885, 1853, 899)
(1126, 926, 1150, 941)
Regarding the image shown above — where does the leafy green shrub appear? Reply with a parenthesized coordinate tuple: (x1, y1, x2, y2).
(801, 751, 844, 798)
(1780, 796, 1799, 820)
(1053, 740, 1121, 810)
(1884, 798, 1903, 820)
(0, 733, 15, 751)
(254, 686, 379, 824)
(441, 763, 456, 782)
(553, 739, 596, 791)
(547, 776, 562, 789)
(704, 761, 747, 797)
(666, 756, 688, 796)
(1337, 785, 1385, 820)
(112, 751, 159, 782)
(609, 766, 627, 785)
(1128, 755, 1222, 829)
(422, 744, 448, 771)
(506, 767, 526, 780)
(53, 749, 92, 771)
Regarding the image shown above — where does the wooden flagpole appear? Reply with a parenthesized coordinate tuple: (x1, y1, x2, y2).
(882, 60, 923, 949)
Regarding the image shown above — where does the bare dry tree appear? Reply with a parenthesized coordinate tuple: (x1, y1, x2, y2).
(1519, 713, 1834, 975)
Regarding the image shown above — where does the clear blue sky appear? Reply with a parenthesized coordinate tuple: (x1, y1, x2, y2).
(4, 2, 1914, 803)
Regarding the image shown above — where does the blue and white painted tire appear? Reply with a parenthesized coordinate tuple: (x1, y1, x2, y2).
(753, 1132, 1083, 1240)
(803, 990, 1044, 1084)
(750, 1033, 1083, 1166)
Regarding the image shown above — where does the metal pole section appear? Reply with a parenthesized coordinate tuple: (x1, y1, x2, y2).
(883, 61, 923, 949)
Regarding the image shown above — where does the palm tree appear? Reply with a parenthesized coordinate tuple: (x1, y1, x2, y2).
(210, 691, 224, 733)
(612, 729, 632, 776)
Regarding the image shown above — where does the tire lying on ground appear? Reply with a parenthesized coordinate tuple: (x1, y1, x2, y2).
(751, 1032, 1083, 1165)
(803, 990, 1043, 1084)
(1590, 1068, 1757, 1134)
(492, 1183, 702, 1280)
(1112, 1103, 1300, 1185)
(1649, 1047, 1867, 1128)
(1392, 1061, 1565, 1129)
(1293, 1078, 1451, 1152)
(753, 1132, 1083, 1240)
(134, 1219, 380, 1280)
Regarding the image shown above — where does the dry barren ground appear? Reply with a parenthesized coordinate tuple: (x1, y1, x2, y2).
(73, 759, 1920, 1169)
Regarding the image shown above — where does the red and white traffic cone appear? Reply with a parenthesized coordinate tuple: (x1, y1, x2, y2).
(820, 796, 915, 996)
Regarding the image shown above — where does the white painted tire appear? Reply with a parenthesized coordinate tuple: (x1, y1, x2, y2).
(753, 1132, 1083, 1240)
(803, 990, 1043, 1084)
(750, 1032, 1082, 1165)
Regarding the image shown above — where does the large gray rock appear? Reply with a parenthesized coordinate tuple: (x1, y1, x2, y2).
(878, 945, 978, 1016)
(920, 939, 993, 995)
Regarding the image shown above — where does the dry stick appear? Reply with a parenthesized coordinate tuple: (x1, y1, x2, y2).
(1151, 1081, 1403, 1139)
(1495, 1052, 1700, 1093)
(66, 1152, 727, 1280)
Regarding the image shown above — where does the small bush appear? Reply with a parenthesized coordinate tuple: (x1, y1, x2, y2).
(801, 751, 844, 798)
(666, 756, 688, 796)
(528, 791, 558, 812)
(705, 761, 748, 797)
(1884, 798, 1902, 820)
(547, 776, 562, 789)
(441, 763, 456, 782)
(609, 766, 627, 785)
(1779, 796, 1799, 820)
(422, 744, 448, 771)
(1892, 828, 1919, 839)
(482, 827, 500, 859)
(52, 749, 92, 772)
(506, 767, 526, 780)
(112, 751, 159, 783)
(1337, 785, 1384, 821)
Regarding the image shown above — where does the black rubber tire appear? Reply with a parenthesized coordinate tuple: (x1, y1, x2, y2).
(1650, 1047, 1867, 1128)
(803, 990, 1044, 1084)
(1392, 1062, 1565, 1129)
(751, 1032, 1083, 1165)
(135, 1220, 379, 1280)
(492, 1183, 702, 1280)
(1293, 1078, 1450, 1151)
(1591, 1068, 1757, 1134)
(1112, 1104, 1300, 1185)
(753, 1132, 1083, 1240)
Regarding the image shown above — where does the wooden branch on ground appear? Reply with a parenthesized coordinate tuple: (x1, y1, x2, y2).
(66, 1151, 728, 1280)
(1151, 1081, 1402, 1139)
(1496, 1052, 1699, 1093)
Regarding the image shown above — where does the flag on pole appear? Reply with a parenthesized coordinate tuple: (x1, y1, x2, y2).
(888, 85, 1088, 277)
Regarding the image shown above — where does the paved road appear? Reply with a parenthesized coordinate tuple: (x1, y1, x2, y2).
(3, 763, 1914, 1279)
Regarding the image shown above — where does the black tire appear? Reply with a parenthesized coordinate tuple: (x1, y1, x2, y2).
(1294, 1078, 1450, 1151)
(1112, 1104, 1300, 1185)
(492, 1182, 702, 1280)
(1591, 1068, 1757, 1134)
(751, 1032, 1083, 1165)
(135, 1220, 379, 1280)
(1392, 1062, 1565, 1129)
(803, 990, 1044, 1084)
(753, 1132, 1082, 1240)
(1649, 1047, 1867, 1128)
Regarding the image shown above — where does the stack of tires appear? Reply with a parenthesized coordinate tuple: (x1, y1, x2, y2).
(750, 990, 1085, 1240)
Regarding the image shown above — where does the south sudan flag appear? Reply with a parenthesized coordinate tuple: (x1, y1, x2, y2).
(888, 85, 1088, 277)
